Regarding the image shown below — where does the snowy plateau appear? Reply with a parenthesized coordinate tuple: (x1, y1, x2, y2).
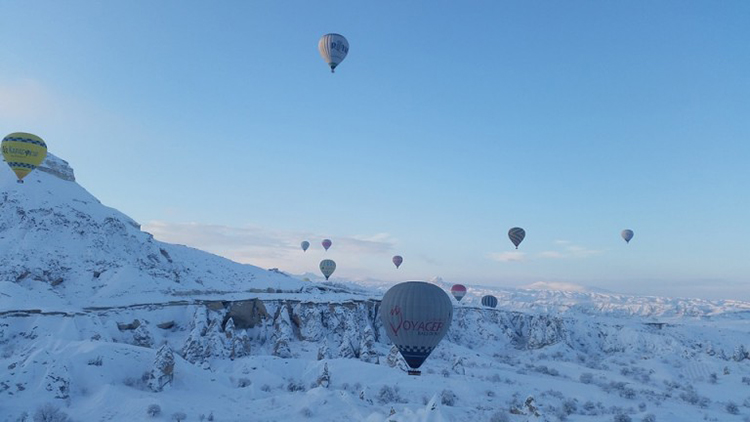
(2, 154, 750, 422)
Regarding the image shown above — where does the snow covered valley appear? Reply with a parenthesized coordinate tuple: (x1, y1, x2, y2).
(3, 155, 750, 421)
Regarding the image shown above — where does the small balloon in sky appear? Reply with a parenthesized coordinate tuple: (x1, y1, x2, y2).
(481, 295, 498, 308)
(301, 241, 310, 252)
(392, 255, 403, 269)
(621, 229, 634, 244)
(2, 132, 47, 183)
(508, 227, 526, 249)
(319, 259, 336, 280)
(318, 33, 349, 73)
(451, 284, 467, 302)
(380, 281, 453, 375)
(322, 239, 332, 251)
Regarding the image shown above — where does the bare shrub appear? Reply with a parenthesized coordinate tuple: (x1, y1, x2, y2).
(33, 404, 69, 422)
(287, 379, 306, 392)
(441, 390, 457, 407)
(377, 385, 406, 404)
(727, 401, 740, 415)
(147, 404, 162, 417)
(489, 411, 510, 422)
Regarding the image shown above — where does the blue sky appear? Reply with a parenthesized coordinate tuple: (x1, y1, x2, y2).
(1, 1, 749, 300)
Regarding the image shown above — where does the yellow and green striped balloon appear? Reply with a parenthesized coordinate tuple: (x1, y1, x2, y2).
(2, 132, 47, 182)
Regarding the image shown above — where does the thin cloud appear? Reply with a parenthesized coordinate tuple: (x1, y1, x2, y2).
(539, 240, 602, 259)
(487, 251, 526, 262)
(539, 251, 564, 259)
(142, 220, 398, 271)
(337, 233, 396, 254)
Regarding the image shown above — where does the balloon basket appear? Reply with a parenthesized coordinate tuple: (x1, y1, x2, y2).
(407, 370, 421, 376)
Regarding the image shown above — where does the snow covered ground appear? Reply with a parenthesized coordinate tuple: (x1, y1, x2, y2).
(3, 155, 750, 422)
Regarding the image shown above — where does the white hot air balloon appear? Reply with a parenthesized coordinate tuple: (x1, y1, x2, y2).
(319, 259, 336, 280)
(318, 33, 349, 73)
(380, 281, 453, 375)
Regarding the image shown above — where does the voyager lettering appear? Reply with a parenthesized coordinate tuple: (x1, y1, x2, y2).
(388, 306, 444, 337)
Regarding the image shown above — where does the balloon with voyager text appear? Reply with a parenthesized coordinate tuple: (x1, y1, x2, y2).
(380, 281, 453, 376)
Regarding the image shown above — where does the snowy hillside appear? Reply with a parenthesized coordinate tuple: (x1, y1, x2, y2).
(0, 154, 315, 312)
(2, 155, 750, 422)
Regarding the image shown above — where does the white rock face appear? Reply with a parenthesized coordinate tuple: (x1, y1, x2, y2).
(37, 153, 76, 182)
(148, 344, 175, 392)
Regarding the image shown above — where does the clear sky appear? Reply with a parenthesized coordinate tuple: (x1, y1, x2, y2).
(2, 1, 749, 300)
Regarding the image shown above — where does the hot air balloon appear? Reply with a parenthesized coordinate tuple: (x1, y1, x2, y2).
(621, 229, 634, 244)
(2, 132, 47, 183)
(450, 284, 467, 302)
(481, 295, 498, 308)
(318, 33, 349, 73)
(380, 281, 453, 375)
(392, 255, 403, 269)
(319, 259, 336, 280)
(508, 227, 526, 249)
(301, 241, 310, 252)
(322, 239, 332, 251)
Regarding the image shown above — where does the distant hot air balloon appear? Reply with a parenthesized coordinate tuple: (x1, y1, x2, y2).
(2, 132, 47, 183)
(621, 229, 634, 244)
(318, 33, 349, 73)
(322, 239, 332, 251)
(508, 227, 526, 249)
(450, 284, 467, 302)
(380, 281, 453, 375)
(301, 241, 310, 252)
(481, 295, 498, 308)
(319, 259, 336, 280)
(392, 255, 403, 269)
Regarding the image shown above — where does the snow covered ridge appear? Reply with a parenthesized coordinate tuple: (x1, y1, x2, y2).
(0, 153, 314, 311)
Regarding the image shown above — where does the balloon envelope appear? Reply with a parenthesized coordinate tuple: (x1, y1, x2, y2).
(322, 239, 332, 251)
(392, 255, 403, 268)
(318, 33, 349, 73)
(450, 284, 467, 302)
(481, 295, 498, 308)
(621, 229, 634, 244)
(380, 281, 453, 372)
(508, 227, 526, 249)
(301, 241, 310, 252)
(2, 132, 47, 182)
(319, 259, 336, 280)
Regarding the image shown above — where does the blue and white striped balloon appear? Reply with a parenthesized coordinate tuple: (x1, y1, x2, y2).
(481, 295, 498, 308)
(508, 227, 526, 249)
